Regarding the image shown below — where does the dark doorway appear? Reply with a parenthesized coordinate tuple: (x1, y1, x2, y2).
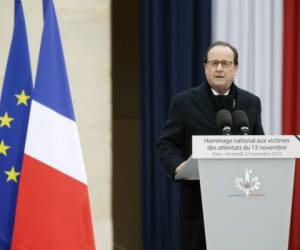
(112, 0, 140, 249)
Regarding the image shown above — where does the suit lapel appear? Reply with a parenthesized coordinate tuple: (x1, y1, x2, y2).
(234, 87, 251, 111)
(191, 84, 219, 130)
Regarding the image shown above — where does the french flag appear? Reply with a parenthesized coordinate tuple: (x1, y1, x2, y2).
(11, 0, 96, 249)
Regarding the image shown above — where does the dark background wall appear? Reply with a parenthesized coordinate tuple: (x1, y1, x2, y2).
(112, 0, 140, 249)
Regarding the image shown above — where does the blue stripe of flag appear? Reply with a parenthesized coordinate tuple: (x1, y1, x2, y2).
(33, 0, 75, 121)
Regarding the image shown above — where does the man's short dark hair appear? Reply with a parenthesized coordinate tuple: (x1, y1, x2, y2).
(203, 41, 238, 65)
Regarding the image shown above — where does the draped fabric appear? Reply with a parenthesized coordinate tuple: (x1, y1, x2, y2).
(283, 0, 300, 249)
(212, 0, 283, 135)
(212, 0, 300, 248)
(283, 0, 300, 133)
(140, 0, 211, 249)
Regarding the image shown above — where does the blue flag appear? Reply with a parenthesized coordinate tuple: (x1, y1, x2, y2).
(0, 0, 33, 249)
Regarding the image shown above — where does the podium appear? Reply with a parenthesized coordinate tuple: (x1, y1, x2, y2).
(175, 135, 300, 250)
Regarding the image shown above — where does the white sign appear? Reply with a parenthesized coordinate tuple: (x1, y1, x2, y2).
(192, 135, 300, 159)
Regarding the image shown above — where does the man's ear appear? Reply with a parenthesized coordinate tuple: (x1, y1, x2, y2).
(234, 64, 238, 74)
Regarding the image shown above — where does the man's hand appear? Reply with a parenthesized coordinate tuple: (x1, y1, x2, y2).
(175, 161, 186, 174)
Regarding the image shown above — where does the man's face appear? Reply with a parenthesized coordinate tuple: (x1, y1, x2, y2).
(204, 45, 238, 94)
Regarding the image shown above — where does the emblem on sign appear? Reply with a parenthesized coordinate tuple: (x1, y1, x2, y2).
(235, 169, 261, 197)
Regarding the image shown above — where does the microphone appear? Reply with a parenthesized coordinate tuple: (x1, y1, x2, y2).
(216, 109, 233, 135)
(232, 110, 249, 135)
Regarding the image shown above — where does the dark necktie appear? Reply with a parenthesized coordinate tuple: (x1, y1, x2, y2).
(214, 95, 234, 112)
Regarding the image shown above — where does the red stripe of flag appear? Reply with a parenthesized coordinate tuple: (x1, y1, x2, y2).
(283, 0, 300, 249)
(12, 155, 95, 250)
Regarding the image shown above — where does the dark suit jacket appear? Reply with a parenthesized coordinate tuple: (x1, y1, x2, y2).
(157, 82, 264, 250)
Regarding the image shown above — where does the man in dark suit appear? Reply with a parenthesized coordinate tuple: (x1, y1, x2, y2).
(157, 41, 264, 250)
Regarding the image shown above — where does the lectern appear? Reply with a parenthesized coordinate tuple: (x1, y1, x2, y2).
(175, 135, 300, 250)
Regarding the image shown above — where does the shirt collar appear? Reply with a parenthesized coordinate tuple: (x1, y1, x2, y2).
(211, 88, 230, 96)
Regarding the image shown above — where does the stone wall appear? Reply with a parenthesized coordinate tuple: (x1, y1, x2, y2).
(0, 0, 112, 249)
